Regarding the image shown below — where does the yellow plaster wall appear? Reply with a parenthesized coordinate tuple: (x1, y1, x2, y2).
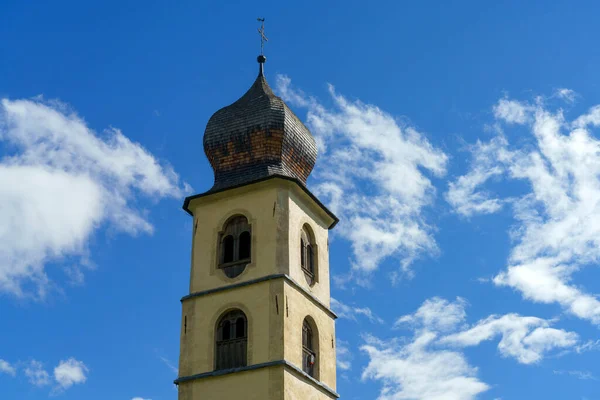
(178, 367, 279, 400)
(187, 181, 290, 294)
(286, 185, 332, 306)
(177, 365, 336, 400)
(282, 281, 337, 391)
(284, 369, 338, 400)
(179, 178, 337, 399)
(186, 179, 334, 299)
(178, 279, 284, 377)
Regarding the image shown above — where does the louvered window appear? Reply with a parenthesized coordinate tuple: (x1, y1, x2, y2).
(216, 310, 247, 370)
(300, 225, 316, 285)
(302, 319, 316, 377)
(219, 216, 251, 278)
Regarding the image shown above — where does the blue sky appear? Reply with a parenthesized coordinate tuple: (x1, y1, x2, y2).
(1, 1, 600, 399)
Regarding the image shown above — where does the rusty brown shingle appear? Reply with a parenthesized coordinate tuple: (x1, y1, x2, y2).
(203, 62, 318, 192)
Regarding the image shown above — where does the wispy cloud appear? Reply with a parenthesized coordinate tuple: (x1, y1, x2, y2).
(24, 360, 50, 387)
(553, 370, 596, 380)
(13, 357, 89, 392)
(362, 297, 582, 399)
(336, 339, 352, 371)
(446, 137, 510, 217)
(53, 358, 88, 391)
(554, 88, 577, 104)
(400, 297, 578, 364)
(0, 97, 190, 299)
(0, 359, 16, 376)
(447, 93, 600, 324)
(493, 98, 532, 124)
(440, 314, 578, 364)
(331, 298, 384, 324)
(362, 332, 489, 400)
(159, 355, 178, 375)
(395, 297, 467, 332)
(575, 339, 600, 354)
(276, 75, 447, 284)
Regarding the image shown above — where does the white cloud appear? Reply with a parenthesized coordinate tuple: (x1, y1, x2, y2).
(395, 297, 467, 332)
(331, 298, 384, 323)
(362, 297, 581, 399)
(336, 339, 352, 371)
(53, 358, 88, 390)
(0, 359, 16, 376)
(274, 75, 311, 109)
(0, 97, 190, 298)
(276, 76, 447, 282)
(24, 360, 50, 386)
(158, 355, 178, 374)
(573, 105, 600, 128)
(493, 98, 531, 124)
(132, 397, 152, 400)
(440, 314, 578, 364)
(575, 339, 600, 353)
(555, 88, 577, 104)
(446, 137, 509, 217)
(553, 370, 596, 380)
(447, 95, 600, 324)
(362, 333, 489, 400)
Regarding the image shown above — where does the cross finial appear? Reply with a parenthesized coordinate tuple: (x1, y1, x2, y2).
(257, 18, 268, 56)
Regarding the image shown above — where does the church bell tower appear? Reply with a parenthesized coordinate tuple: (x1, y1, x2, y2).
(174, 50, 339, 399)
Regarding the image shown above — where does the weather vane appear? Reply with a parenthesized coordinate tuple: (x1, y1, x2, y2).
(257, 18, 268, 56)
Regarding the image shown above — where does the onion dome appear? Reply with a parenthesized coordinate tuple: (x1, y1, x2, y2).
(203, 55, 317, 192)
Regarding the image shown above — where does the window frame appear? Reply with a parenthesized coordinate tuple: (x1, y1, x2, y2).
(215, 309, 248, 371)
(302, 318, 318, 378)
(217, 215, 252, 279)
(300, 224, 317, 286)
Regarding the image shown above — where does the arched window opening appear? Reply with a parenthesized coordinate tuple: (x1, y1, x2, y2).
(235, 317, 245, 338)
(300, 225, 317, 286)
(307, 244, 314, 274)
(302, 319, 317, 377)
(222, 235, 234, 264)
(216, 310, 247, 370)
(218, 215, 251, 278)
(221, 320, 231, 340)
(239, 231, 251, 260)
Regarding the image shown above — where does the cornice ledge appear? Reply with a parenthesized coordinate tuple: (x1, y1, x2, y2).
(174, 359, 339, 398)
(181, 273, 337, 320)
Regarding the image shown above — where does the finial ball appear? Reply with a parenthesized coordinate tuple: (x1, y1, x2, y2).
(257, 55, 267, 64)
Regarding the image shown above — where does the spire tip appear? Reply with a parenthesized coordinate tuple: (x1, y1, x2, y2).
(257, 55, 266, 76)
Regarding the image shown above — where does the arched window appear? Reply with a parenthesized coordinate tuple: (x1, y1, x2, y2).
(221, 320, 231, 340)
(239, 231, 251, 260)
(219, 216, 251, 278)
(300, 225, 317, 285)
(235, 317, 245, 338)
(302, 318, 317, 377)
(216, 310, 247, 370)
(223, 235, 234, 263)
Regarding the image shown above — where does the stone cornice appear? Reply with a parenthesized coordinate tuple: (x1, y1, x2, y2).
(174, 359, 339, 398)
(181, 273, 337, 320)
(182, 175, 339, 229)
